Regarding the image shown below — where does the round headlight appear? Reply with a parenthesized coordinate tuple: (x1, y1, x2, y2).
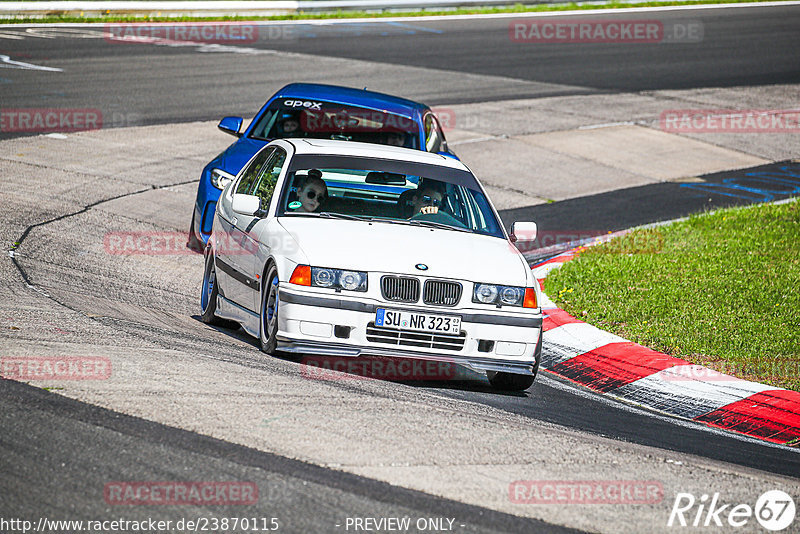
(500, 286, 523, 305)
(339, 271, 363, 291)
(313, 268, 336, 288)
(475, 284, 498, 304)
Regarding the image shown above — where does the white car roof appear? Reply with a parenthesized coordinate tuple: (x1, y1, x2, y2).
(282, 138, 469, 172)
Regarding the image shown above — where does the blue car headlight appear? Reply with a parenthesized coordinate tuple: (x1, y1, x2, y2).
(311, 267, 367, 292)
(210, 168, 236, 190)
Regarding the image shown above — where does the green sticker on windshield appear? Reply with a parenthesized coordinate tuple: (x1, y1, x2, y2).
(289, 201, 302, 209)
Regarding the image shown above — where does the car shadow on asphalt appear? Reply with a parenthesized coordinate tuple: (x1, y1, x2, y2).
(402, 379, 530, 397)
(191, 315, 529, 396)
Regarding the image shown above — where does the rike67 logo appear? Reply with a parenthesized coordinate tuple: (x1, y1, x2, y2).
(668, 490, 796, 531)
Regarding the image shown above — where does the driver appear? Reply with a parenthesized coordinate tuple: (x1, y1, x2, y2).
(279, 113, 303, 137)
(384, 132, 406, 147)
(409, 186, 444, 216)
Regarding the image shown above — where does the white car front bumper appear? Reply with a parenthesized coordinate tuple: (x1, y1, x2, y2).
(275, 284, 543, 375)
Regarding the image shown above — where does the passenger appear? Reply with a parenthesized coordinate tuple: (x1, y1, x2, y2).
(292, 170, 327, 213)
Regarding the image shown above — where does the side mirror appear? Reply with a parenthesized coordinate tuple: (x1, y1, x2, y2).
(510, 221, 537, 243)
(232, 194, 261, 216)
(218, 116, 243, 138)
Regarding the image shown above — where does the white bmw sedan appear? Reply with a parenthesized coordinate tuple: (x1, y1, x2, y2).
(201, 138, 543, 391)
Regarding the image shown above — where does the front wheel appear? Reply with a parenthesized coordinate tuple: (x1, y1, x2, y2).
(487, 371, 535, 391)
(259, 265, 280, 354)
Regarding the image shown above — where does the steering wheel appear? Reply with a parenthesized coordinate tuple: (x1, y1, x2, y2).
(410, 209, 468, 229)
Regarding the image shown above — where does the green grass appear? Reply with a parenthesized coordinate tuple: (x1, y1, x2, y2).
(545, 200, 800, 391)
(0, 0, 790, 24)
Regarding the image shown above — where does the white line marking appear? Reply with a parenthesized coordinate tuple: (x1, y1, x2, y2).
(0, 54, 62, 71)
(102, 34, 275, 54)
(449, 134, 506, 146)
(0, 31, 27, 40)
(24, 282, 51, 298)
(578, 121, 636, 130)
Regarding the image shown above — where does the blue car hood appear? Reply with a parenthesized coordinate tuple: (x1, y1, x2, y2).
(217, 137, 267, 175)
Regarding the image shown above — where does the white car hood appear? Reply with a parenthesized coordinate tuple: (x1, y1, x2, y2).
(277, 217, 529, 284)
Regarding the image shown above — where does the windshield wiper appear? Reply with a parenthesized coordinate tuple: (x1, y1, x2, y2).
(408, 220, 472, 233)
(318, 212, 369, 221)
(368, 217, 413, 226)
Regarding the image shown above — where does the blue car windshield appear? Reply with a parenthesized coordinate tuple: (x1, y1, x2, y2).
(277, 156, 505, 239)
(249, 101, 420, 150)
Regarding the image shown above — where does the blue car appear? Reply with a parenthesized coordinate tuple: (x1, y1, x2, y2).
(188, 83, 456, 250)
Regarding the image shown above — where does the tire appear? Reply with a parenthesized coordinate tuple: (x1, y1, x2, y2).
(488, 329, 543, 391)
(200, 250, 221, 324)
(187, 211, 204, 253)
(259, 264, 280, 355)
(487, 371, 535, 392)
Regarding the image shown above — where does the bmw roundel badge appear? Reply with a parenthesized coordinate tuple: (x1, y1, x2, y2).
(415, 263, 428, 271)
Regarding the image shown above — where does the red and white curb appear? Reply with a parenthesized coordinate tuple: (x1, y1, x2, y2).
(532, 242, 800, 448)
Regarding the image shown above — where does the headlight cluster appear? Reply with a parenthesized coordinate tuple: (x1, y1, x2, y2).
(289, 265, 367, 292)
(312, 267, 367, 292)
(473, 283, 538, 308)
(210, 168, 235, 190)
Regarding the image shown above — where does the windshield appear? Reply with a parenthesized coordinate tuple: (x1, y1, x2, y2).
(277, 156, 505, 239)
(249, 100, 420, 150)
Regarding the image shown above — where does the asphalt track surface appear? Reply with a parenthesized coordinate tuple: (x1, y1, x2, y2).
(0, 4, 798, 131)
(2, 5, 800, 533)
(0, 379, 571, 534)
(502, 160, 800, 241)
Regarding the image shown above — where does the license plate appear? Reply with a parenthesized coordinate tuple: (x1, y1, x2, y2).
(375, 308, 461, 335)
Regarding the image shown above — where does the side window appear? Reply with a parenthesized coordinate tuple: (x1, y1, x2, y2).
(432, 115, 449, 153)
(251, 108, 278, 140)
(252, 147, 287, 210)
(236, 147, 275, 195)
(423, 113, 442, 153)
